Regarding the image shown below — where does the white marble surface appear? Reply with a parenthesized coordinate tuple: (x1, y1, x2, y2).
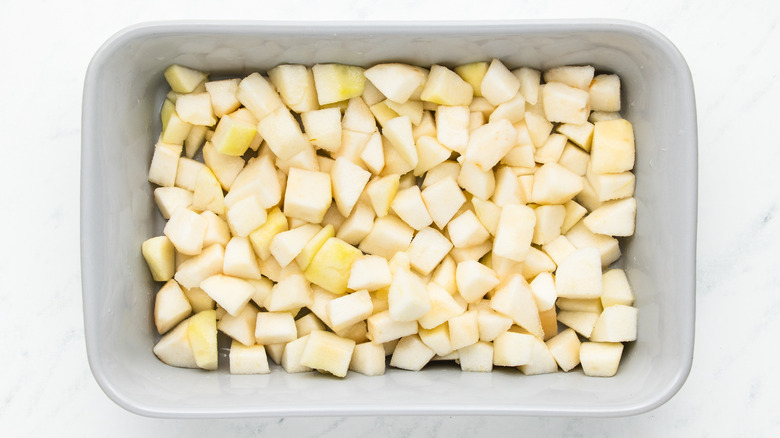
(2, 0, 779, 435)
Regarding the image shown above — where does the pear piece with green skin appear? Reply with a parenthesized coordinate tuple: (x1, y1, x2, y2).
(312, 64, 366, 106)
(142, 236, 175, 281)
(210, 113, 257, 157)
(248, 207, 288, 260)
(186, 310, 218, 370)
(296, 224, 335, 271)
(305, 237, 362, 295)
(164, 64, 207, 93)
(454, 61, 489, 97)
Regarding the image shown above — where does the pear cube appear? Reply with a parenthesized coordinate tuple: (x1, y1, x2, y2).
(283, 168, 332, 223)
(389, 334, 435, 371)
(164, 208, 207, 256)
(493, 204, 535, 262)
(420, 176, 466, 229)
(459, 341, 494, 372)
(590, 304, 638, 342)
(164, 64, 206, 93)
(480, 59, 521, 105)
(187, 310, 218, 370)
(364, 63, 426, 104)
(601, 269, 634, 307)
(358, 215, 414, 259)
(200, 274, 255, 317)
(589, 74, 621, 112)
(463, 119, 517, 171)
(331, 157, 372, 217)
(420, 65, 473, 106)
(490, 274, 543, 338)
(254, 311, 298, 344)
(580, 342, 624, 377)
(218, 304, 258, 346)
(590, 119, 635, 173)
(229, 341, 270, 374)
(327, 289, 374, 332)
(518, 336, 558, 375)
(300, 330, 356, 378)
(174, 244, 224, 289)
(154, 280, 192, 334)
(455, 260, 499, 303)
(583, 197, 637, 237)
(418, 283, 465, 330)
(407, 227, 453, 276)
(493, 330, 534, 366)
(545, 328, 582, 372)
(435, 105, 470, 154)
(142, 236, 175, 281)
(388, 268, 431, 322)
(366, 310, 418, 344)
(542, 81, 590, 124)
(349, 342, 387, 376)
(148, 140, 182, 187)
(153, 318, 198, 368)
(555, 247, 603, 299)
(312, 64, 366, 106)
(305, 237, 362, 295)
(270, 224, 321, 268)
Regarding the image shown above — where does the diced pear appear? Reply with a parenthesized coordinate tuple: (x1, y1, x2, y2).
(524, 111, 553, 148)
(340, 97, 376, 135)
(283, 167, 332, 223)
(493, 204, 535, 262)
(254, 311, 297, 344)
(470, 197, 501, 237)
(312, 64, 366, 106)
(226, 195, 267, 238)
(210, 113, 257, 157)
(413, 110, 437, 140)
(590, 119, 635, 173)
(385, 99, 423, 125)
(330, 157, 372, 217)
(435, 105, 470, 154)
(164, 64, 206, 93)
(418, 323, 454, 356)
(222, 237, 262, 280)
(565, 221, 622, 268)
(558, 141, 591, 176)
(268, 64, 319, 113)
(490, 275, 543, 338)
(349, 342, 386, 376)
(513, 67, 541, 104)
(301, 107, 343, 153)
(365, 173, 400, 219)
(583, 197, 637, 236)
(335, 201, 374, 245)
(148, 140, 182, 187)
(236, 72, 284, 120)
(296, 224, 335, 270)
(561, 200, 588, 234)
(160, 98, 175, 132)
(201, 142, 244, 190)
(480, 59, 520, 106)
(390, 185, 432, 231)
(229, 341, 270, 374)
(455, 260, 499, 303)
(305, 237, 362, 295)
(418, 283, 465, 330)
(420, 65, 473, 106)
(407, 227, 453, 276)
(366, 310, 418, 344)
(545, 328, 581, 372)
(224, 155, 281, 209)
(601, 269, 634, 307)
(543, 81, 589, 124)
(421, 161, 461, 189)
(531, 163, 583, 205)
(489, 92, 526, 124)
(540, 306, 558, 340)
(588, 170, 635, 203)
(192, 167, 225, 215)
(589, 74, 621, 112)
(153, 318, 198, 368)
(557, 311, 599, 338)
(557, 121, 595, 152)
(270, 224, 321, 268)
(388, 268, 431, 322)
(357, 132, 383, 175)
(300, 330, 356, 378)
(557, 298, 603, 313)
(382, 115, 417, 169)
(200, 275, 255, 317)
(326, 289, 374, 332)
(164, 208, 207, 256)
(161, 110, 192, 145)
(534, 133, 567, 164)
(266, 272, 313, 311)
(532, 204, 566, 246)
(477, 308, 513, 342)
(174, 244, 224, 289)
(346, 255, 392, 292)
(279, 335, 311, 373)
(448, 210, 490, 248)
(518, 336, 558, 375)
(544, 65, 595, 90)
(175, 93, 215, 126)
(459, 341, 493, 372)
(187, 310, 218, 370)
(248, 206, 288, 260)
(205, 78, 240, 118)
(218, 304, 258, 346)
(175, 157, 205, 191)
(521, 247, 557, 280)
(457, 162, 495, 201)
(576, 177, 604, 212)
(390, 334, 435, 371)
(364, 63, 426, 104)
(580, 342, 624, 377)
(154, 280, 192, 335)
(493, 330, 534, 366)
(257, 107, 309, 161)
(420, 176, 466, 229)
(358, 215, 414, 259)
(463, 119, 517, 171)
(529, 272, 557, 311)
(447, 310, 479, 350)
(454, 61, 489, 97)
(554, 247, 602, 299)
(142, 235, 175, 281)
(590, 305, 638, 342)
(449, 240, 492, 265)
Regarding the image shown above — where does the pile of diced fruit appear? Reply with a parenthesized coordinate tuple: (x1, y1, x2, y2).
(143, 59, 638, 378)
